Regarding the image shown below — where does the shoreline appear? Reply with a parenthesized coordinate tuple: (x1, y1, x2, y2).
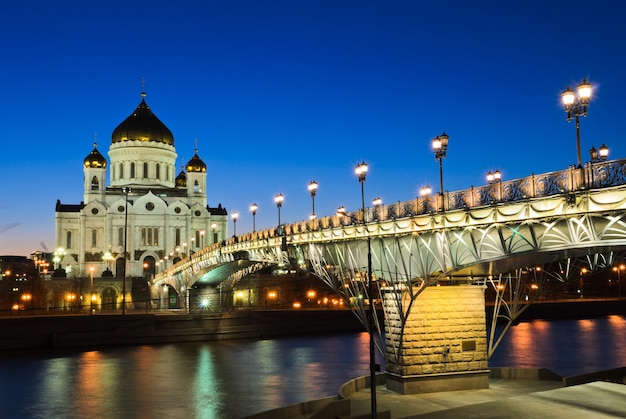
(0, 308, 365, 351)
(0, 299, 624, 352)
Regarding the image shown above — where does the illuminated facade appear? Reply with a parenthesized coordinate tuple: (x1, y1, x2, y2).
(55, 90, 228, 279)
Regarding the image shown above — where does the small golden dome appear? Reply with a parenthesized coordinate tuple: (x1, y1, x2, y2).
(186, 150, 206, 173)
(84, 143, 107, 168)
(175, 169, 187, 187)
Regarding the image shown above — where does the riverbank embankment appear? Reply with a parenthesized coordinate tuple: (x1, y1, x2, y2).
(1, 299, 625, 352)
(0, 309, 364, 351)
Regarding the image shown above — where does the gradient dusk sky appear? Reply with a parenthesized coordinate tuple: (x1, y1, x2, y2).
(1, 1, 625, 257)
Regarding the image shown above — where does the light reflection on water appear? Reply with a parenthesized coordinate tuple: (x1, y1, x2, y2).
(0, 316, 624, 418)
(0, 332, 379, 419)
(489, 315, 626, 377)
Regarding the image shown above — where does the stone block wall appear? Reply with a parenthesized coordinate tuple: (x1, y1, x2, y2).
(384, 285, 488, 378)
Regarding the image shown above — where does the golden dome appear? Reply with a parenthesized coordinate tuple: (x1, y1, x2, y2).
(111, 92, 174, 145)
(84, 143, 107, 168)
(175, 168, 187, 187)
(186, 150, 206, 173)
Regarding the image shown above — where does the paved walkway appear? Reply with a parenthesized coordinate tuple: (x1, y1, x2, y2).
(348, 379, 626, 418)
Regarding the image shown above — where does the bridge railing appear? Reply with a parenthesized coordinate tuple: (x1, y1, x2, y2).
(161, 159, 626, 278)
(230, 159, 626, 239)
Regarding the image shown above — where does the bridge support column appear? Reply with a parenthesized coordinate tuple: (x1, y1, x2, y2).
(384, 284, 489, 394)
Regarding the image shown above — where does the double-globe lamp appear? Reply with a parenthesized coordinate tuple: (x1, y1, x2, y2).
(432, 132, 449, 211)
(562, 79, 592, 168)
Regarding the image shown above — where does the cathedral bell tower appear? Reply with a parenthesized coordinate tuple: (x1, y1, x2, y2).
(83, 142, 107, 203)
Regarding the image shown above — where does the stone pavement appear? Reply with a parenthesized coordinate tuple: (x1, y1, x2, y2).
(348, 379, 626, 418)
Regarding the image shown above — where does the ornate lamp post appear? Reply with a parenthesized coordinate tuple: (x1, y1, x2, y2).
(274, 193, 284, 226)
(250, 203, 258, 232)
(122, 186, 132, 315)
(308, 181, 318, 220)
(231, 211, 239, 237)
(432, 132, 449, 211)
(589, 144, 609, 162)
(562, 79, 592, 168)
(354, 161, 377, 418)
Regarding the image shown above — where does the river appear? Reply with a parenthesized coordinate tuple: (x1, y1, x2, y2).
(0, 315, 625, 419)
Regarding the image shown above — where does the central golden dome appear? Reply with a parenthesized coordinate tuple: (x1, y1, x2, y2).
(111, 92, 174, 145)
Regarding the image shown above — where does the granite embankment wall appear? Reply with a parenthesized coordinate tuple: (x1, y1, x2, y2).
(0, 309, 365, 351)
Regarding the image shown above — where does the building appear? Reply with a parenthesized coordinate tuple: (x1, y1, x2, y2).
(55, 89, 228, 281)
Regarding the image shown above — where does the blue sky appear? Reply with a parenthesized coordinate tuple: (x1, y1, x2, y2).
(1, 1, 625, 257)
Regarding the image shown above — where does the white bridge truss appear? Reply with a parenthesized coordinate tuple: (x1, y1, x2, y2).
(154, 160, 626, 360)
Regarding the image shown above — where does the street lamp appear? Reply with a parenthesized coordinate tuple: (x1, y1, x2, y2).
(274, 193, 284, 226)
(122, 186, 131, 315)
(613, 264, 625, 299)
(486, 169, 501, 184)
(354, 160, 377, 418)
(250, 203, 258, 232)
(308, 181, 318, 220)
(487, 169, 502, 202)
(432, 132, 449, 211)
(589, 144, 609, 162)
(232, 211, 239, 237)
(562, 79, 592, 168)
(372, 197, 382, 221)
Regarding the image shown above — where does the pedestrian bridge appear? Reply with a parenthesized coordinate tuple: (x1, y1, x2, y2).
(153, 159, 626, 358)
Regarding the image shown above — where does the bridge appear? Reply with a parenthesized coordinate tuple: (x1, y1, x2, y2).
(153, 159, 626, 393)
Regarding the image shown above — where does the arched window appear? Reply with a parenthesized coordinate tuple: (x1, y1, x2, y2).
(153, 228, 159, 246)
(91, 176, 99, 190)
(143, 162, 148, 179)
(92, 229, 97, 248)
(147, 228, 153, 246)
(175, 228, 181, 246)
(130, 162, 135, 178)
(66, 231, 72, 249)
(119, 163, 124, 179)
(194, 180, 199, 193)
(118, 227, 124, 246)
(141, 228, 147, 246)
(156, 163, 160, 180)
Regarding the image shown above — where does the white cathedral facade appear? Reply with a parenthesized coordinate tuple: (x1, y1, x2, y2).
(55, 90, 229, 279)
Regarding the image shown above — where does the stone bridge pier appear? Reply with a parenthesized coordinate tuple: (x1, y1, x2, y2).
(384, 285, 490, 394)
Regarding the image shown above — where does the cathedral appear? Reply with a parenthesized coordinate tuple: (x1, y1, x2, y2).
(55, 90, 228, 280)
